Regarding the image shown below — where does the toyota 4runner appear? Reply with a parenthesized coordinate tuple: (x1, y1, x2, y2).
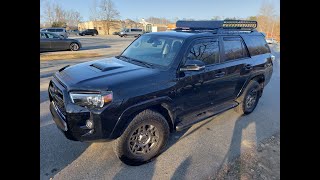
(48, 20, 274, 165)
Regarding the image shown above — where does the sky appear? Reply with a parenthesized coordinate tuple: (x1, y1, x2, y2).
(40, 0, 280, 22)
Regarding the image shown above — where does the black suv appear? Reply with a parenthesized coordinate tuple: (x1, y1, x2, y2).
(79, 29, 98, 36)
(49, 20, 274, 165)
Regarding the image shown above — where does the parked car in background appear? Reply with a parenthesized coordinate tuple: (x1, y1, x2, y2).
(266, 38, 277, 44)
(68, 30, 80, 36)
(119, 28, 143, 37)
(40, 31, 81, 52)
(79, 29, 98, 36)
(41, 28, 68, 39)
(112, 31, 120, 35)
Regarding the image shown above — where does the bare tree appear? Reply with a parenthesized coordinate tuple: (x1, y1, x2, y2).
(65, 10, 82, 28)
(43, 1, 55, 26)
(252, 1, 280, 41)
(89, 0, 99, 29)
(99, 0, 120, 35)
(55, 4, 65, 22)
(42, 1, 82, 28)
(145, 17, 172, 25)
(257, 1, 276, 35)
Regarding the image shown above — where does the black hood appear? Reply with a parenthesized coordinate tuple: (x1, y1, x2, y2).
(55, 57, 159, 91)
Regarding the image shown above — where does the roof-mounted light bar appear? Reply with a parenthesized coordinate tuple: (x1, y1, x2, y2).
(175, 20, 257, 31)
(223, 20, 257, 29)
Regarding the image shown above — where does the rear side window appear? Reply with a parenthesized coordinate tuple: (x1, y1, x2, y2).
(242, 35, 270, 56)
(223, 37, 248, 61)
(47, 29, 56, 32)
(187, 39, 220, 65)
(223, 37, 249, 61)
(55, 29, 63, 32)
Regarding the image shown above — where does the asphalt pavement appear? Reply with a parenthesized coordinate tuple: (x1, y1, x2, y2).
(40, 39, 280, 180)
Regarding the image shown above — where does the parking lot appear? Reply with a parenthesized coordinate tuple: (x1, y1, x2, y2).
(40, 36, 280, 180)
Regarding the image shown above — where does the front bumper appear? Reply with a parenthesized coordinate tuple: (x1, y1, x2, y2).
(48, 77, 117, 142)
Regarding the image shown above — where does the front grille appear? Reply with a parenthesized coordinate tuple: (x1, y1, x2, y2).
(49, 81, 66, 117)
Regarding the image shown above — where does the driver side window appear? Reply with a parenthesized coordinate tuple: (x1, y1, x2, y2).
(40, 33, 47, 39)
(46, 33, 58, 39)
(187, 39, 220, 65)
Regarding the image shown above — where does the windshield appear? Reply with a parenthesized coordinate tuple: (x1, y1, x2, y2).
(120, 35, 184, 68)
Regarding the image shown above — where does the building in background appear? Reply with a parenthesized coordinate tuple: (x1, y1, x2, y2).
(78, 18, 169, 35)
(78, 20, 123, 35)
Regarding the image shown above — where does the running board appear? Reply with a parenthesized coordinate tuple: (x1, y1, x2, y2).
(175, 101, 239, 131)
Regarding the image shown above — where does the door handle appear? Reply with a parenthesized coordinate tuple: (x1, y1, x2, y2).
(244, 64, 253, 70)
(215, 72, 225, 78)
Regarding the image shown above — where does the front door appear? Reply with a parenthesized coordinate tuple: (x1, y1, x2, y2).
(174, 38, 220, 114)
(40, 32, 51, 51)
(45, 33, 66, 50)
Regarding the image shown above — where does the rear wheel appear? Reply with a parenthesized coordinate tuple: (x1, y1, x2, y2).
(235, 80, 261, 115)
(113, 109, 170, 166)
(70, 43, 79, 51)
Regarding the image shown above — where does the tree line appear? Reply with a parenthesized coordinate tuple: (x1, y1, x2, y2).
(211, 1, 280, 41)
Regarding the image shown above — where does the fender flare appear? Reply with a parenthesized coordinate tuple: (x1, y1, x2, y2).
(237, 73, 265, 98)
(109, 96, 174, 139)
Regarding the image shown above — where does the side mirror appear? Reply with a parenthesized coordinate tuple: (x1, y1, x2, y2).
(180, 59, 205, 71)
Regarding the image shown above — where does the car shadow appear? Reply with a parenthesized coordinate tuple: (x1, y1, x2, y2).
(171, 156, 192, 180)
(87, 123, 192, 180)
(213, 77, 280, 178)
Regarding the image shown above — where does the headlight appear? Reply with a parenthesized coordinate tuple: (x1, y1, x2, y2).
(69, 91, 113, 108)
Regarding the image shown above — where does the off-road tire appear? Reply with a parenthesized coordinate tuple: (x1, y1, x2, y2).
(113, 109, 170, 166)
(235, 80, 261, 115)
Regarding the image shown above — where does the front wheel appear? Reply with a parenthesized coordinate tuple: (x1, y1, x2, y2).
(235, 80, 261, 115)
(113, 109, 170, 166)
(70, 43, 80, 51)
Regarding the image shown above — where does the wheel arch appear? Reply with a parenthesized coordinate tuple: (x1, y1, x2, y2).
(110, 97, 174, 139)
(237, 74, 265, 98)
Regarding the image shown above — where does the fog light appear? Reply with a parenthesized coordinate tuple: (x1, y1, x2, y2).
(86, 120, 94, 129)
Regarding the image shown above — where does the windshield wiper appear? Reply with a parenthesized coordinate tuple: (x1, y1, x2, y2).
(130, 59, 154, 68)
(117, 55, 153, 68)
(116, 55, 131, 61)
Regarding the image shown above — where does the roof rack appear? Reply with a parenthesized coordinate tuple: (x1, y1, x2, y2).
(175, 20, 258, 33)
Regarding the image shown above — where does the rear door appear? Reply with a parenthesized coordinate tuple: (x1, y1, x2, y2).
(215, 36, 252, 103)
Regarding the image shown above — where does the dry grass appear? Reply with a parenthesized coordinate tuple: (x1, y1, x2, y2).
(40, 52, 104, 61)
